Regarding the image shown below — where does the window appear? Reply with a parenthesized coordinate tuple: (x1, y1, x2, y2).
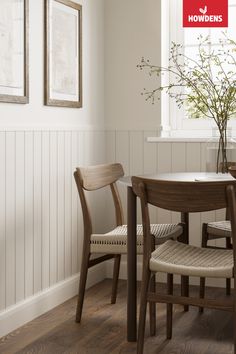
(161, 0, 236, 138)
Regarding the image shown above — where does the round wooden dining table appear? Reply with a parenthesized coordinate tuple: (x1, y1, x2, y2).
(119, 172, 234, 342)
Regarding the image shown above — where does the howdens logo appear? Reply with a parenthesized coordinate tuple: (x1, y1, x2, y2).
(188, 15, 223, 23)
(183, 0, 228, 28)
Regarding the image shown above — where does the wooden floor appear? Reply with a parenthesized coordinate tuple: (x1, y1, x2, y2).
(0, 279, 234, 354)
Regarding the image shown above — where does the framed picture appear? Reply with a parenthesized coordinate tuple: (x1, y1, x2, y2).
(45, 0, 82, 108)
(0, 0, 29, 104)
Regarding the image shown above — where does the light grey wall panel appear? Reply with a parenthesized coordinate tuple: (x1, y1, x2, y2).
(6, 132, 16, 308)
(0, 132, 6, 310)
(0, 130, 106, 313)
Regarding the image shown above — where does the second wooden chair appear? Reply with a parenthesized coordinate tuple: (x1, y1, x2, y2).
(131, 176, 236, 354)
(199, 217, 232, 312)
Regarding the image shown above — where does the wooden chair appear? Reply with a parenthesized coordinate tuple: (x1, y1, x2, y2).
(199, 162, 236, 303)
(74, 163, 184, 323)
(199, 217, 232, 311)
(131, 176, 236, 354)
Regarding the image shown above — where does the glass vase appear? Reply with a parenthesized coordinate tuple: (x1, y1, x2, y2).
(206, 127, 236, 173)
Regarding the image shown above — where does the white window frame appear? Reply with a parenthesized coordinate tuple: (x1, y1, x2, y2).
(161, 0, 236, 138)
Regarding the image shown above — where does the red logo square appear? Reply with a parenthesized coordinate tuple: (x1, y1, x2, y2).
(183, 0, 228, 27)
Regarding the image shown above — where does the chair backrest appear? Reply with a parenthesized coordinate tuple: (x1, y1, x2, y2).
(78, 163, 124, 191)
(131, 176, 236, 266)
(132, 177, 236, 213)
(74, 163, 124, 240)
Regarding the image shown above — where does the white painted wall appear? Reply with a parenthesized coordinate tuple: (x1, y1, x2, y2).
(0, 0, 107, 337)
(105, 0, 161, 131)
(0, 0, 105, 130)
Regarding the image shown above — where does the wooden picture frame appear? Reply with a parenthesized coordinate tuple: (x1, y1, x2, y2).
(45, 0, 82, 108)
(0, 0, 29, 104)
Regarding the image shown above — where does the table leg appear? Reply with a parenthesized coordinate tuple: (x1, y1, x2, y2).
(127, 186, 137, 342)
(181, 212, 189, 312)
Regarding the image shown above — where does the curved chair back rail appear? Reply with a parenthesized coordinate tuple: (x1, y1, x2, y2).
(132, 176, 236, 213)
(77, 163, 124, 191)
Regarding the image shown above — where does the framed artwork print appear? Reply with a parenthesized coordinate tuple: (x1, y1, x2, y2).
(0, 0, 29, 104)
(45, 0, 82, 108)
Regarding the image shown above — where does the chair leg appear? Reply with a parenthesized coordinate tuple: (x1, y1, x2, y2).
(199, 223, 208, 313)
(226, 236, 232, 250)
(167, 274, 173, 339)
(226, 278, 231, 296)
(111, 254, 121, 304)
(76, 252, 90, 323)
(234, 281, 236, 354)
(149, 273, 156, 336)
(199, 277, 205, 313)
(181, 276, 189, 312)
(226, 237, 232, 296)
(234, 321, 236, 354)
(137, 268, 151, 354)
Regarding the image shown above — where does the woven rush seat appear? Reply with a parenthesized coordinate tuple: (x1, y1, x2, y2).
(207, 220, 231, 239)
(150, 240, 233, 278)
(91, 224, 183, 254)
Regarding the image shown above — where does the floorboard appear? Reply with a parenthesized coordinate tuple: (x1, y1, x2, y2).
(0, 280, 234, 354)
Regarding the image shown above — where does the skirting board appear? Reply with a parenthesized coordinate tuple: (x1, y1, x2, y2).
(0, 263, 106, 338)
(106, 259, 228, 289)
